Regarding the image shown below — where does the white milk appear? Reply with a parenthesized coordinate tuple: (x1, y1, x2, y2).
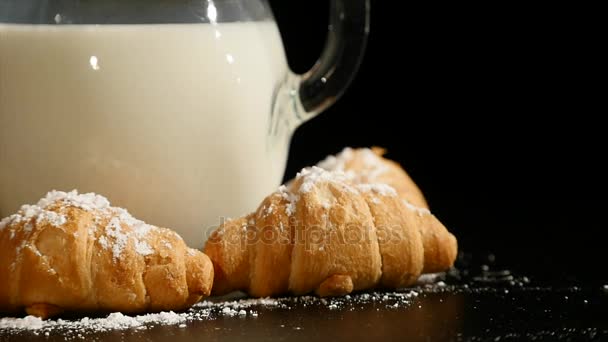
(0, 22, 290, 247)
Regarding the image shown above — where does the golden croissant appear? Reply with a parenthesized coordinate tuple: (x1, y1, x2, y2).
(0, 191, 214, 319)
(205, 150, 457, 298)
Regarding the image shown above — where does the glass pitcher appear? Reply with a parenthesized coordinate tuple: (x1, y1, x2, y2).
(0, 0, 370, 247)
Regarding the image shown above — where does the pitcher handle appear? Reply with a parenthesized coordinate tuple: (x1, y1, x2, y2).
(273, 0, 370, 132)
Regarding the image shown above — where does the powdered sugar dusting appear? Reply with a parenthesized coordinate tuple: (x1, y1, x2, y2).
(416, 272, 444, 284)
(402, 199, 431, 216)
(98, 236, 110, 250)
(97, 204, 160, 259)
(278, 185, 298, 216)
(195, 297, 282, 311)
(0, 311, 188, 333)
(1, 196, 72, 271)
(297, 166, 352, 194)
(316, 147, 354, 172)
(38, 190, 110, 212)
(317, 147, 389, 183)
(0, 216, 12, 230)
(1, 315, 45, 330)
(0, 298, 282, 334)
(104, 217, 129, 260)
(262, 203, 275, 218)
(0, 190, 159, 264)
(135, 240, 154, 256)
(0, 289, 425, 337)
(356, 183, 398, 197)
(0, 205, 67, 232)
(360, 148, 389, 180)
(276, 167, 355, 216)
(274, 164, 402, 217)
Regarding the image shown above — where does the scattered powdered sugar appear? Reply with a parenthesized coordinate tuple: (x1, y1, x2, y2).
(417, 272, 444, 284)
(24, 205, 68, 228)
(276, 167, 355, 217)
(278, 185, 298, 216)
(0, 288, 430, 337)
(0, 216, 13, 230)
(221, 307, 237, 316)
(195, 297, 282, 312)
(7, 271, 541, 339)
(359, 148, 390, 180)
(0, 297, 281, 335)
(0, 190, 161, 264)
(316, 147, 389, 183)
(320, 199, 332, 209)
(1, 315, 45, 330)
(135, 240, 154, 256)
(38, 190, 111, 212)
(274, 164, 414, 217)
(356, 183, 398, 197)
(97, 236, 110, 250)
(262, 203, 275, 218)
(134, 224, 153, 239)
(0, 311, 188, 334)
(1, 197, 73, 271)
(316, 147, 355, 172)
(0, 205, 67, 232)
(402, 199, 431, 216)
(297, 166, 352, 194)
(276, 290, 419, 311)
(104, 217, 130, 260)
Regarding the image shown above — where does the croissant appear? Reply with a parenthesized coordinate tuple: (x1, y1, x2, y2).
(205, 165, 457, 298)
(0, 191, 214, 319)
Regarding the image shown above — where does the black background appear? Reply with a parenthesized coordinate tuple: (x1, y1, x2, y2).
(269, 2, 606, 284)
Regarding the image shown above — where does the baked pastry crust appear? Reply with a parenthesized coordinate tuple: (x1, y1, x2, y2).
(205, 149, 457, 298)
(0, 191, 213, 318)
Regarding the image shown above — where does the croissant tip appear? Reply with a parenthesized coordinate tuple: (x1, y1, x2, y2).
(370, 146, 387, 156)
(315, 275, 354, 297)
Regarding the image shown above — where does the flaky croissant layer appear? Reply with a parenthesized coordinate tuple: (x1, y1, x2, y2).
(0, 190, 213, 319)
(205, 163, 457, 298)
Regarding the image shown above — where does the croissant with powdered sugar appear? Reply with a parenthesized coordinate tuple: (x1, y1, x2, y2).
(205, 148, 457, 297)
(0, 191, 214, 319)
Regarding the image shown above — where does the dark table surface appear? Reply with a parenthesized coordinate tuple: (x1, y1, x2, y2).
(2, 253, 607, 342)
